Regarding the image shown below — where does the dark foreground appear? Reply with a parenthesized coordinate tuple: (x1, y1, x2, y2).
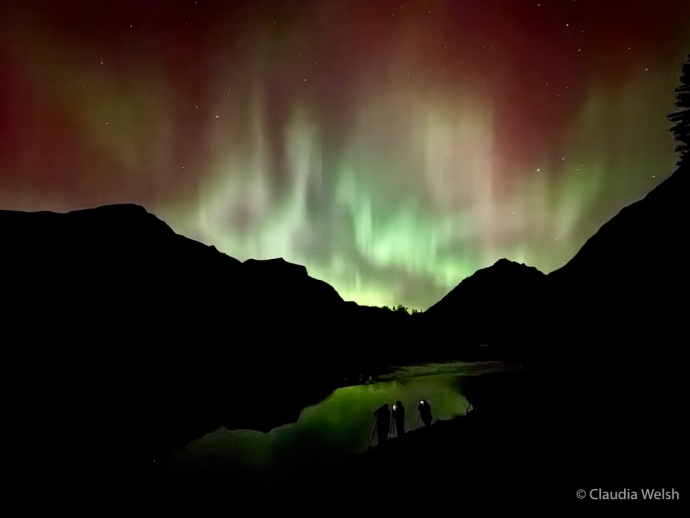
(128, 370, 684, 512)
(129, 417, 683, 512)
(4, 363, 684, 512)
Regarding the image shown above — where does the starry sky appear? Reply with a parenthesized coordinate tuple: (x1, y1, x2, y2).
(1, 0, 689, 310)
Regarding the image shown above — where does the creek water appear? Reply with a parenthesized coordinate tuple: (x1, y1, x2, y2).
(144, 361, 523, 487)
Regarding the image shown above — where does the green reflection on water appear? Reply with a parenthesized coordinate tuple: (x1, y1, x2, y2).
(291, 373, 470, 452)
(172, 372, 471, 476)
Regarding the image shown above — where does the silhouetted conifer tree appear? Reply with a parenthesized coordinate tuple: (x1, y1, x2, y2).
(668, 54, 690, 166)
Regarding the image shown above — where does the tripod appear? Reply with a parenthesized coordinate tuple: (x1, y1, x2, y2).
(367, 421, 378, 451)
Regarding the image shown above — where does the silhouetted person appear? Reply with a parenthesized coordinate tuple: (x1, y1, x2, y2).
(374, 403, 390, 445)
(392, 400, 405, 437)
(418, 400, 433, 427)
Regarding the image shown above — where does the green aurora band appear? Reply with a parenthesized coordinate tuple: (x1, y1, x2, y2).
(171, 68, 683, 309)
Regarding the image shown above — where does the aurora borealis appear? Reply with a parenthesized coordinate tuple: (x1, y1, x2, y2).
(1, 1, 689, 309)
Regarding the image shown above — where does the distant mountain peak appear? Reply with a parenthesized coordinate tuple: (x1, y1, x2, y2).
(86, 202, 146, 212)
(425, 258, 546, 316)
(492, 258, 532, 269)
(68, 202, 169, 225)
(243, 257, 309, 277)
(470, 258, 545, 281)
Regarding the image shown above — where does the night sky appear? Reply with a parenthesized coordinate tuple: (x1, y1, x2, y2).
(1, 1, 688, 309)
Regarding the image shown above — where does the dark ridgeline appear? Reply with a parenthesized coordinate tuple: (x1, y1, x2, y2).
(537, 55, 689, 492)
(424, 257, 548, 362)
(0, 203, 425, 501)
(0, 205, 340, 501)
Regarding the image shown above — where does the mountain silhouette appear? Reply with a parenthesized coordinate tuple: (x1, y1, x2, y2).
(424, 258, 547, 359)
(1, 203, 362, 495)
(548, 166, 686, 340)
(536, 165, 687, 368)
(412, 164, 687, 492)
(422, 165, 687, 368)
(242, 257, 344, 309)
(536, 165, 687, 491)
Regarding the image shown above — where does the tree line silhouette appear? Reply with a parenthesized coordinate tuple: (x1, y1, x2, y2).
(377, 304, 422, 315)
(669, 54, 689, 167)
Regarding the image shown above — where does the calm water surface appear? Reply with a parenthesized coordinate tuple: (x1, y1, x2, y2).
(147, 361, 522, 482)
